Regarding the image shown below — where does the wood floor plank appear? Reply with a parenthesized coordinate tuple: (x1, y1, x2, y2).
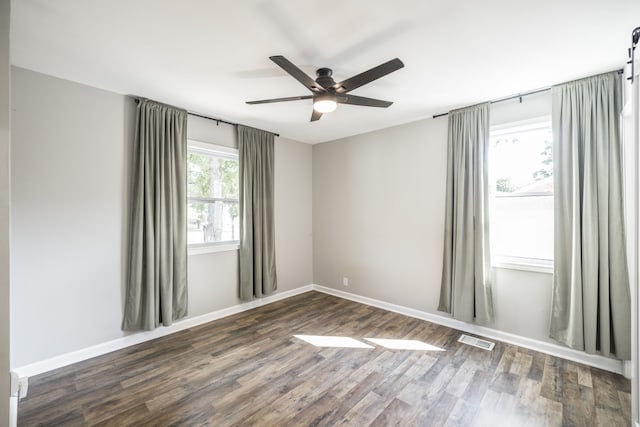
(540, 355, 564, 402)
(369, 397, 413, 426)
(446, 359, 477, 397)
(527, 351, 546, 382)
(416, 391, 459, 426)
(16, 291, 631, 426)
(333, 390, 387, 426)
(443, 398, 478, 427)
(462, 369, 492, 405)
(283, 392, 342, 427)
(472, 388, 502, 427)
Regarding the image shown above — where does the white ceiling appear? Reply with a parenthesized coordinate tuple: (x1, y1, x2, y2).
(10, 0, 640, 144)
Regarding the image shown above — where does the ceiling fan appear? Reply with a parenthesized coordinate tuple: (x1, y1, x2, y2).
(246, 56, 404, 121)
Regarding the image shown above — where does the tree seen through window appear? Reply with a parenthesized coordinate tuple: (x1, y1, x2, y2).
(187, 147, 239, 245)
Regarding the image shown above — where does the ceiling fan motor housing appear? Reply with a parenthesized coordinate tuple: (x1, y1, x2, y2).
(315, 68, 336, 90)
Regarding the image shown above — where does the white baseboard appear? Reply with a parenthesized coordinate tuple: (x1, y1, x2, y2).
(311, 285, 624, 375)
(12, 285, 314, 379)
(9, 395, 17, 427)
(13, 283, 625, 380)
(623, 360, 633, 379)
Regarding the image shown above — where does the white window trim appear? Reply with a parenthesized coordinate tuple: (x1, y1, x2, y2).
(494, 191, 552, 198)
(187, 139, 239, 250)
(490, 115, 551, 136)
(188, 139, 237, 156)
(492, 255, 553, 274)
(188, 242, 240, 256)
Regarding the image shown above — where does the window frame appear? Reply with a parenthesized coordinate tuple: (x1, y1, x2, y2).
(186, 139, 240, 255)
(489, 116, 554, 273)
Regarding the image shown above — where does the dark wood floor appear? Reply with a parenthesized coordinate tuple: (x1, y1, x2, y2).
(18, 291, 630, 426)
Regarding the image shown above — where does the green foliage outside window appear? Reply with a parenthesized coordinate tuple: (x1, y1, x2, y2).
(533, 140, 552, 181)
(187, 151, 239, 242)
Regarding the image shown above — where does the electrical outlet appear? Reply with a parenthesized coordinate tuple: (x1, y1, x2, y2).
(343, 277, 349, 287)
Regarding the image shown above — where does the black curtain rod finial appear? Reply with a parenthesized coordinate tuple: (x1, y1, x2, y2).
(629, 26, 640, 84)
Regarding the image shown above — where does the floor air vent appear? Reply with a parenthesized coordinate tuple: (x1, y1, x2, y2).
(458, 334, 495, 351)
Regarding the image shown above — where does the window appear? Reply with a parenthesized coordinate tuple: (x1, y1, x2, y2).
(187, 140, 239, 247)
(489, 118, 553, 270)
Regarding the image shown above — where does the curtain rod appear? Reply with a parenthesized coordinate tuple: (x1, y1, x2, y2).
(132, 97, 280, 137)
(187, 111, 280, 138)
(432, 69, 624, 119)
(432, 87, 549, 118)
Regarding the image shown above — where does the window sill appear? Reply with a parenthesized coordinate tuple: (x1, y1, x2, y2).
(188, 243, 239, 256)
(492, 257, 553, 274)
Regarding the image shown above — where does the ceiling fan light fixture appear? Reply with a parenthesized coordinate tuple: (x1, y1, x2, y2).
(313, 95, 337, 113)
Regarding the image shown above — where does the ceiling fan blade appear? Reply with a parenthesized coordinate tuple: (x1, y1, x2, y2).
(338, 95, 393, 108)
(311, 109, 323, 122)
(270, 56, 327, 93)
(246, 95, 313, 105)
(333, 58, 404, 93)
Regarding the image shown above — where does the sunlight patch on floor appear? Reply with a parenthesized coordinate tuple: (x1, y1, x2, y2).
(293, 335, 374, 348)
(364, 338, 445, 351)
(293, 335, 445, 351)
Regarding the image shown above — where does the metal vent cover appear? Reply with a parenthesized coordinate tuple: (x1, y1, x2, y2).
(458, 334, 495, 351)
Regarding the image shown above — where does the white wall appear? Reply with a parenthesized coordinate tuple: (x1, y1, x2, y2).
(273, 137, 314, 295)
(313, 92, 558, 345)
(0, 0, 11, 423)
(10, 67, 313, 368)
(11, 68, 132, 368)
(313, 119, 447, 311)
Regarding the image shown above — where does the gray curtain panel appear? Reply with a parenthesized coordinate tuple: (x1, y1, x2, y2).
(438, 103, 493, 323)
(550, 71, 631, 359)
(122, 99, 188, 331)
(238, 125, 277, 301)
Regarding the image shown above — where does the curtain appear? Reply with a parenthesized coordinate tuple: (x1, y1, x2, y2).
(238, 125, 277, 301)
(550, 71, 631, 359)
(122, 99, 188, 331)
(438, 103, 493, 323)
